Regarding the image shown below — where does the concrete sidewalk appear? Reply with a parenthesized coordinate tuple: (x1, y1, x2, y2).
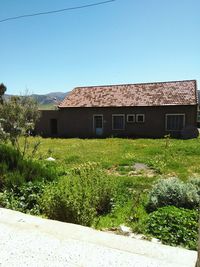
(0, 208, 197, 267)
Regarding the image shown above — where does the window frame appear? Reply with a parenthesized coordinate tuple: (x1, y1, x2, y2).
(112, 114, 125, 130)
(165, 113, 185, 131)
(127, 114, 135, 123)
(136, 114, 145, 123)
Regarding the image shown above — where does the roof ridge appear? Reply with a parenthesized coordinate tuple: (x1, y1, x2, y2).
(73, 79, 196, 90)
(58, 80, 197, 108)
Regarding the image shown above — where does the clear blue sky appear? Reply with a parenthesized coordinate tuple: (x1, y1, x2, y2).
(0, 0, 200, 95)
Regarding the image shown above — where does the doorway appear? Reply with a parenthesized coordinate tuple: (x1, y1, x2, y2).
(93, 115, 103, 136)
(50, 118, 58, 135)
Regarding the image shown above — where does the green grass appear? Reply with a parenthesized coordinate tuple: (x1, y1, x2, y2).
(27, 136, 200, 179)
(0, 136, 196, 250)
(18, 136, 200, 234)
(38, 103, 56, 110)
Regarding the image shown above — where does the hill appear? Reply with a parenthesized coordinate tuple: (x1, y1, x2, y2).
(31, 92, 68, 105)
(4, 92, 69, 110)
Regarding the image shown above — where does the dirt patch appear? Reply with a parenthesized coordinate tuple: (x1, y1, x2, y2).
(133, 163, 149, 171)
(107, 163, 155, 177)
(129, 163, 155, 177)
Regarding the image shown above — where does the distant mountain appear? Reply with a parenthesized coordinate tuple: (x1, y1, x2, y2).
(4, 92, 69, 107)
(30, 92, 68, 105)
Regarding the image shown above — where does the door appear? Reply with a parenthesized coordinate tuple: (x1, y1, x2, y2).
(93, 115, 103, 136)
(50, 118, 58, 135)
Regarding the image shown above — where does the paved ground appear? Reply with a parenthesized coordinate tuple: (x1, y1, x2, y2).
(0, 208, 197, 267)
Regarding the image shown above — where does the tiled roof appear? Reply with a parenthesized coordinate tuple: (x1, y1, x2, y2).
(58, 80, 197, 108)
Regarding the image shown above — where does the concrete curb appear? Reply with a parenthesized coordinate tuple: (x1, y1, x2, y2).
(0, 208, 197, 267)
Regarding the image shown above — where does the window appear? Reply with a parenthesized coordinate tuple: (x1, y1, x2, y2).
(127, 114, 135, 123)
(112, 115, 125, 130)
(165, 114, 185, 131)
(136, 114, 145, 123)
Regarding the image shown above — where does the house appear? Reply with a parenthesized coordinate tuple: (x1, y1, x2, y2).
(197, 90, 200, 127)
(35, 80, 198, 138)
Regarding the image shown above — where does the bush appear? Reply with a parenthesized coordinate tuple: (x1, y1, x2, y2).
(146, 177, 200, 212)
(146, 206, 199, 250)
(189, 177, 200, 196)
(17, 159, 57, 183)
(0, 144, 21, 169)
(40, 163, 116, 226)
(0, 144, 57, 189)
(0, 180, 46, 215)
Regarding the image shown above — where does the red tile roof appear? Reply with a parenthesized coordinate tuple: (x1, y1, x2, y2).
(58, 80, 197, 108)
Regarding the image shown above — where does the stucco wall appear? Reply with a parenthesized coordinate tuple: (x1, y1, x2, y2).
(35, 105, 197, 138)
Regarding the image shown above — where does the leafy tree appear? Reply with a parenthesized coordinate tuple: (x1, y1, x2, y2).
(0, 83, 7, 104)
(0, 94, 40, 157)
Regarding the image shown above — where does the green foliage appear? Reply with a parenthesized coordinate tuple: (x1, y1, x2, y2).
(4, 171, 25, 187)
(147, 156, 167, 174)
(3, 160, 57, 188)
(189, 177, 200, 196)
(0, 144, 21, 169)
(18, 159, 57, 183)
(109, 176, 134, 206)
(128, 194, 149, 233)
(0, 180, 46, 215)
(146, 177, 200, 212)
(94, 200, 133, 229)
(0, 144, 57, 189)
(1, 137, 200, 252)
(146, 206, 199, 250)
(0, 144, 57, 214)
(95, 175, 152, 231)
(24, 137, 200, 180)
(64, 155, 81, 164)
(40, 163, 116, 226)
(94, 177, 137, 229)
(0, 83, 6, 104)
(0, 94, 40, 157)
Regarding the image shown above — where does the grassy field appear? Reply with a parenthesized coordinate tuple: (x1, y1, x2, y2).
(1, 136, 198, 248)
(38, 103, 56, 110)
(24, 136, 200, 230)
(29, 136, 200, 180)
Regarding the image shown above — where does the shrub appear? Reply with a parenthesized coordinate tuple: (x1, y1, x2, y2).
(0, 162, 8, 189)
(0, 144, 57, 189)
(189, 177, 200, 196)
(4, 171, 25, 187)
(40, 163, 116, 226)
(0, 144, 21, 169)
(0, 180, 46, 215)
(0, 94, 40, 157)
(146, 177, 200, 212)
(17, 159, 57, 183)
(146, 206, 199, 250)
